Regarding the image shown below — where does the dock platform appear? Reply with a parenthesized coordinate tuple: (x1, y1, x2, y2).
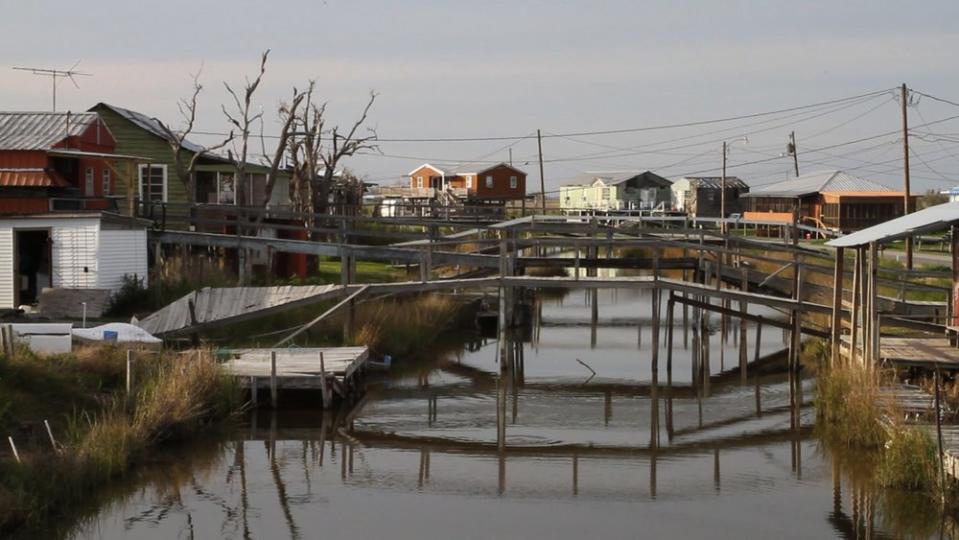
(223, 346, 370, 408)
(879, 337, 959, 370)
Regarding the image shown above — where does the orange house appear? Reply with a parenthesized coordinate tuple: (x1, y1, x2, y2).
(407, 162, 527, 203)
(743, 170, 917, 232)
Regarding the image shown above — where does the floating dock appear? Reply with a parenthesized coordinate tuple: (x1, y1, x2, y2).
(223, 346, 370, 408)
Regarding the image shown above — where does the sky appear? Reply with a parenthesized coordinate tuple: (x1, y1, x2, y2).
(3, 0, 959, 193)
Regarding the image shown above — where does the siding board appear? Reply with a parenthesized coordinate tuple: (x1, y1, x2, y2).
(98, 229, 148, 289)
(0, 228, 13, 308)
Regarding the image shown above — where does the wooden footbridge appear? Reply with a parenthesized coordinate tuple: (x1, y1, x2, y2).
(139, 205, 959, 436)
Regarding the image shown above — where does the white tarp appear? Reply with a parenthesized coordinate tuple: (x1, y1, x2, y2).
(72, 322, 162, 344)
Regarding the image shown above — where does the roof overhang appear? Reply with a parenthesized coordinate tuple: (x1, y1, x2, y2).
(47, 149, 153, 161)
(826, 201, 959, 248)
(0, 168, 70, 187)
(0, 211, 150, 228)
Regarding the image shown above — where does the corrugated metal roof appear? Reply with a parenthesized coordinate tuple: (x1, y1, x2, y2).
(676, 176, 748, 189)
(137, 284, 344, 336)
(826, 201, 959, 247)
(93, 103, 231, 162)
(745, 170, 895, 198)
(0, 112, 98, 151)
(0, 168, 70, 187)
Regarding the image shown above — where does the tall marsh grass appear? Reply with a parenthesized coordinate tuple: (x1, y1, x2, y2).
(815, 354, 952, 498)
(0, 345, 241, 533)
(348, 294, 460, 356)
(815, 361, 887, 448)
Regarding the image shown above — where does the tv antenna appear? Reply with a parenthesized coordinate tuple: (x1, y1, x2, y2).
(12, 61, 92, 112)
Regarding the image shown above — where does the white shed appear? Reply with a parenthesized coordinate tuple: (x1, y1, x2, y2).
(0, 212, 149, 309)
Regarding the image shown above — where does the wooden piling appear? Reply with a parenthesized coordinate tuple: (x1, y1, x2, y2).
(125, 349, 134, 394)
(270, 351, 278, 409)
(789, 265, 804, 372)
(44, 419, 58, 452)
(7, 436, 20, 464)
(651, 287, 661, 449)
(754, 321, 762, 362)
(851, 247, 862, 365)
(590, 289, 599, 349)
(319, 352, 331, 408)
(830, 247, 845, 367)
(666, 292, 675, 375)
(935, 367, 947, 502)
(739, 267, 748, 381)
(868, 242, 879, 367)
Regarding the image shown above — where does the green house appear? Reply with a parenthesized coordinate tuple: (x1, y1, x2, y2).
(560, 171, 673, 213)
(89, 103, 289, 211)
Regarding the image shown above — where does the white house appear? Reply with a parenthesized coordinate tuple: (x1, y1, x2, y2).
(0, 212, 149, 309)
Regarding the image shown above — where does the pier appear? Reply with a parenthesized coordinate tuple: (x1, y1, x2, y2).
(223, 347, 370, 409)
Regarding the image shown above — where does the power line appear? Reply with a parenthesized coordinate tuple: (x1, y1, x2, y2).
(187, 87, 895, 143)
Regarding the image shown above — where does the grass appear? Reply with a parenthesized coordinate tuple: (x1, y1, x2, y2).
(316, 257, 406, 283)
(877, 425, 939, 491)
(812, 344, 957, 504)
(346, 294, 463, 357)
(0, 345, 241, 534)
(814, 360, 888, 448)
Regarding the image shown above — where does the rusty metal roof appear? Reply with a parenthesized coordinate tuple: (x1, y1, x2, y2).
(744, 170, 895, 198)
(675, 176, 748, 189)
(0, 168, 70, 187)
(0, 112, 99, 151)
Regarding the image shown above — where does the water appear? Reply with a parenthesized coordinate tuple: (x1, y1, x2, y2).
(55, 287, 947, 539)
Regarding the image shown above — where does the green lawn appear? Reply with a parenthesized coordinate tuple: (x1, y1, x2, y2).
(316, 258, 407, 283)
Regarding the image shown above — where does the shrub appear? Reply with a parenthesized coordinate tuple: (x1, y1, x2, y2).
(106, 274, 152, 317)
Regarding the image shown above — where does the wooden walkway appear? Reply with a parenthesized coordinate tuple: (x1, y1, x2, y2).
(223, 346, 370, 408)
(878, 337, 959, 370)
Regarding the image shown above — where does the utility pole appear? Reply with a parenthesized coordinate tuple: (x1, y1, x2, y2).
(901, 83, 913, 269)
(509, 148, 513, 167)
(788, 131, 800, 177)
(721, 141, 727, 235)
(537, 129, 546, 214)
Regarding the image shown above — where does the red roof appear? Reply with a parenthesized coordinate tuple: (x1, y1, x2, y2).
(0, 168, 69, 187)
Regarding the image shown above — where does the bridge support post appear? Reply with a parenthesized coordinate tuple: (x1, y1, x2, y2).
(830, 247, 845, 367)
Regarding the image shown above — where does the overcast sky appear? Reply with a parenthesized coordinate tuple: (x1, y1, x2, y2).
(4, 1, 959, 192)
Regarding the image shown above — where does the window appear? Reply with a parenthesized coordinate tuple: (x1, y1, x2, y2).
(509, 176, 517, 189)
(102, 169, 111, 195)
(217, 172, 236, 205)
(138, 164, 168, 202)
(416, 176, 423, 188)
(85, 167, 95, 196)
(466, 175, 472, 189)
(485, 175, 493, 189)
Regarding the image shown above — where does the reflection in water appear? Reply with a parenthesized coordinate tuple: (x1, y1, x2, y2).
(52, 287, 955, 539)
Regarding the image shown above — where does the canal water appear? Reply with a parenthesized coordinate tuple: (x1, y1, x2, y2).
(59, 287, 945, 539)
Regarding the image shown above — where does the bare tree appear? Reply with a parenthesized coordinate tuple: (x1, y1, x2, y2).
(318, 91, 378, 216)
(155, 68, 234, 203)
(255, 87, 305, 221)
(222, 51, 270, 209)
(287, 81, 326, 232)
(220, 50, 308, 282)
